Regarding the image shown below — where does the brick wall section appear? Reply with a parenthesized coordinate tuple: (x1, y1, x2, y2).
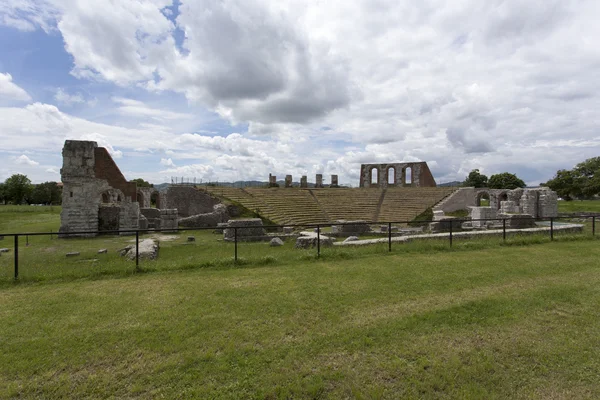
(93, 147, 137, 201)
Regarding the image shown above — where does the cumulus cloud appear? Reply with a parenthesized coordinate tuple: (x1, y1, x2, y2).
(15, 154, 39, 166)
(112, 97, 192, 120)
(54, 88, 85, 105)
(2, 0, 600, 185)
(160, 157, 175, 167)
(0, 72, 32, 101)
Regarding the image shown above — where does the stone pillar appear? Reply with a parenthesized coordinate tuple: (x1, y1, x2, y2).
(537, 189, 558, 218)
(315, 174, 323, 188)
(331, 175, 339, 187)
(285, 175, 292, 188)
(300, 176, 308, 188)
(269, 174, 277, 187)
(520, 190, 538, 217)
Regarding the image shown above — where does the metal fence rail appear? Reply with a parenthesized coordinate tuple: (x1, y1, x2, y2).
(0, 215, 596, 281)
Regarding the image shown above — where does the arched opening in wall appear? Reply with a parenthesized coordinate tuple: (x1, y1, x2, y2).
(477, 192, 490, 207)
(404, 167, 413, 185)
(387, 167, 396, 185)
(136, 191, 143, 205)
(151, 191, 161, 209)
(101, 192, 110, 203)
(116, 195, 122, 202)
(497, 192, 508, 209)
(370, 167, 379, 185)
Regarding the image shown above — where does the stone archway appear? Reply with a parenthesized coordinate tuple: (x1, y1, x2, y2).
(476, 191, 491, 207)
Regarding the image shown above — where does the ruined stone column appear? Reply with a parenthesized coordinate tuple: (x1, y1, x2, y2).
(300, 176, 308, 188)
(285, 175, 292, 188)
(331, 175, 339, 188)
(315, 174, 323, 188)
(269, 174, 277, 187)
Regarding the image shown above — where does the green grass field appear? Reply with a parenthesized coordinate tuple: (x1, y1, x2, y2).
(1, 205, 600, 398)
(558, 199, 600, 213)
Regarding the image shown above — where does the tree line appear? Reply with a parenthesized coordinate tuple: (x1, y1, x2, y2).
(0, 174, 62, 205)
(462, 156, 600, 201)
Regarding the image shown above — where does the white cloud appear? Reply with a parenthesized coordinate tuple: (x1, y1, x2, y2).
(54, 88, 85, 105)
(112, 97, 192, 120)
(160, 157, 175, 167)
(0, 73, 32, 101)
(1, 0, 600, 186)
(15, 154, 39, 166)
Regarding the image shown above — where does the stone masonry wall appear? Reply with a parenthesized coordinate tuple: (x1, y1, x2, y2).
(94, 147, 137, 201)
(359, 162, 437, 188)
(164, 186, 220, 217)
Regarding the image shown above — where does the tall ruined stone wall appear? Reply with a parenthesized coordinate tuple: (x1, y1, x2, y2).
(94, 147, 137, 201)
(359, 162, 437, 188)
(164, 186, 221, 217)
(60, 141, 111, 236)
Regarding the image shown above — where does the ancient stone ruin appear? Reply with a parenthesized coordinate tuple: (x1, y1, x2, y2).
(59, 140, 179, 237)
(359, 162, 437, 188)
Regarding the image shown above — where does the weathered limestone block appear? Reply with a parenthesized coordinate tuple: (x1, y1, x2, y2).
(343, 236, 359, 243)
(160, 209, 178, 232)
(224, 219, 267, 241)
(469, 207, 497, 228)
(178, 204, 229, 228)
(295, 233, 334, 249)
(332, 220, 371, 236)
(120, 239, 159, 260)
(520, 190, 538, 217)
(119, 201, 140, 234)
(429, 217, 464, 232)
(270, 237, 284, 247)
(283, 226, 294, 234)
(139, 214, 149, 230)
(500, 201, 519, 214)
(537, 188, 558, 218)
(498, 213, 536, 229)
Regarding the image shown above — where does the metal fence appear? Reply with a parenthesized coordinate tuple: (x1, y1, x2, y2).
(0, 215, 596, 281)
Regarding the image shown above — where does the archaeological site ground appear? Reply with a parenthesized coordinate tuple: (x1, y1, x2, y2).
(1, 141, 600, 398)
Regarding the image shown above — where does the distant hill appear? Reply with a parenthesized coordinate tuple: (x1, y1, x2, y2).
(438, 181, 463, 187)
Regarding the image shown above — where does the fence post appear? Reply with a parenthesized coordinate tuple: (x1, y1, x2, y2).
(593, 216, 596, 236)
(449, 222, 453, 247)
(234, 227, 238, 263)
(14, 235, 19, 280)
(550, 217, 554, 241)
(388, 222, 392, 252)
(135, 230, 139, 269)
(503, 219, 506, 242)
(26, 235, 29, 247)
(317, 225, 321, 258)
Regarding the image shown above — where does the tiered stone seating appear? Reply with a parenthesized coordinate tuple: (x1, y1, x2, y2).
(245, 188, 328, 225)
(377, 187, 456, 223)
(203, 186, 457, 225)
(311, 188, 383, 222)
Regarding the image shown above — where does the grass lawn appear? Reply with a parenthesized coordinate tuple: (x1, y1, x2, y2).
(1, 241, 600, 398)
(558, 200, 600, 213)
(1, 205, 600, 397)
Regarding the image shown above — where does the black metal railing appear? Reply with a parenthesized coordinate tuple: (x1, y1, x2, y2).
(0, 215, 595, 281)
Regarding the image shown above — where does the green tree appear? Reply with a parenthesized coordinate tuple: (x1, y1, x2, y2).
(0, 183, 6, 205)
(4, 174, 33, 204)
(488, 172, 526, 190)
(463, 169, 488, 188)
(30, 182, 62, 205)
(544, 157, 600, 200)
(131, 178, 153, 188)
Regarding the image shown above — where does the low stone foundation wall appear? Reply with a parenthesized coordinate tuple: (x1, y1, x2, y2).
(179, 204, 229, 228)
(224, 219, 268, 242)
(331, 220, 371, 236)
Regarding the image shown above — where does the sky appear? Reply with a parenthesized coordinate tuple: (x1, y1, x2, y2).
(0, 0, 599, 186)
